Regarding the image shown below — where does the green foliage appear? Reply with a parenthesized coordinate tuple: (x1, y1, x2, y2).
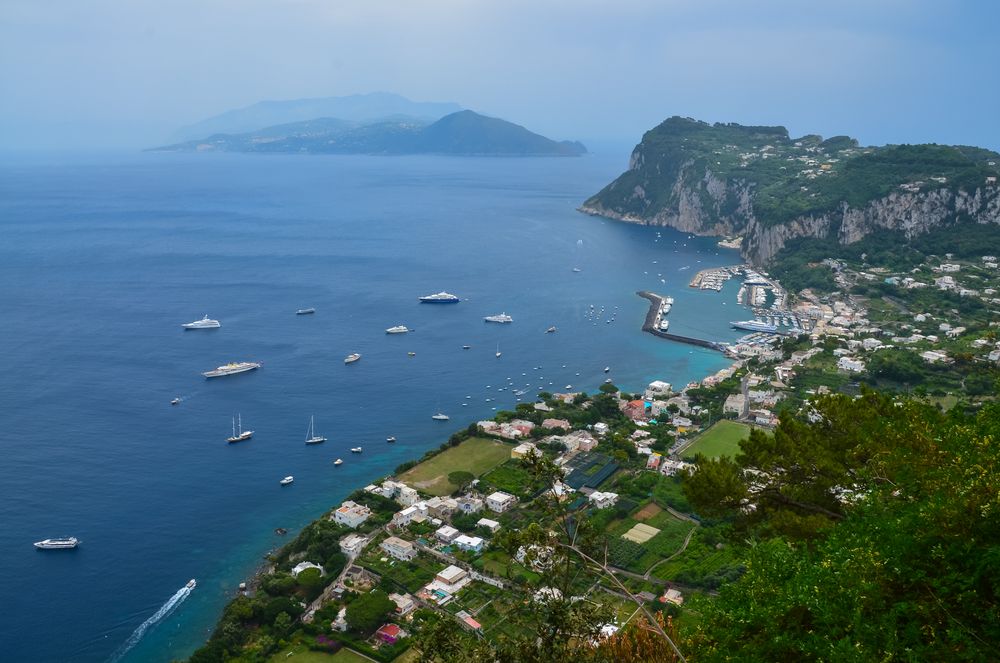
(684, 395, 1000, 661)
(345, 589, 395, 636)
(447, 470, 475, 494)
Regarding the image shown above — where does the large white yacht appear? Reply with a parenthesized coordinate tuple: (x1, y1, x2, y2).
(182, 315, 221, 329)
(203, 362, 260, 378)
(419, 291, 460, 303)
(226, 414, 253, 443)
(484, 312, 513, 323)
(385, 325, 409, 334)
(34, 537, 79, 550)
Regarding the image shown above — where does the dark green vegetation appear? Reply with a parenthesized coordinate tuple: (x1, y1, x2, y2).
(156, 110, 587, 156)
(682, 392, 1000, 661)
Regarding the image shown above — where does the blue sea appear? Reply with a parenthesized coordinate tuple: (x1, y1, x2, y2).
(0, 150, 747, 662)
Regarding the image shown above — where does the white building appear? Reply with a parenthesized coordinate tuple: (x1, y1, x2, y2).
(389, 592, 416, 616)
(332, 501, 371, 528)
(588, 491, 619, 509)
(381, 536, 418, 561)
(453, 534, 484, 553)
(456, 496, 484, 514)
(837, 356, 865, 372)
(435, 525, 461, 543)
(339, 533, 368, 556)
(476, 517, 501, 533)
(486, 491, 517, 513)
(511, 441, 539, 459)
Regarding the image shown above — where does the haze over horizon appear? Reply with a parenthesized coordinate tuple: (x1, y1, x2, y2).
(1, 0, 998, 152)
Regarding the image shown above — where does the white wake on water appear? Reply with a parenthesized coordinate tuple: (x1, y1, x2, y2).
(108, 581, 194, 663)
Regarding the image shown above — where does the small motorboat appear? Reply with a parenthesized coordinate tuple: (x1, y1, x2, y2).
(462, 345, 471, 350)
(407, 352, 416, 357)
(344, 353, 361, 364)
(604, 366, 611, 373)
(333, 458, 343, 466)
(296, 308, 315, 315)
(279, 476, 294, 485)
(432, 413, 449, 421)
(350, 446, 362, 453)
(274, 527, 288, 536)
(186, 579, 197, 590)
(171, 397, 180, 405)
(545, 326, 557, 333)
(386, 436, 396, 443)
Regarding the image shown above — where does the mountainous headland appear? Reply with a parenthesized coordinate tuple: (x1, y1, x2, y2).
(581, 117, 1000, 264)
(154, 109, 587, 157)
(170, 92, 464, 142)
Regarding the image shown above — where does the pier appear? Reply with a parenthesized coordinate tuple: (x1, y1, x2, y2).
(637, 291, 727, 352)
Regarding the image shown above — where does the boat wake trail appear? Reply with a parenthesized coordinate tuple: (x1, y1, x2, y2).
(108, 582, 194, 663)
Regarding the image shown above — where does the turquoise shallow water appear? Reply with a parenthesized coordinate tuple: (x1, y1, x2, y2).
(0, 150, 745, 661)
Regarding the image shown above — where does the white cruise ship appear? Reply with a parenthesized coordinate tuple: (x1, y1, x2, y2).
(203, 361, 260, 378)
(385, 325, 409, 334)
(418, 291, 460, 303)
(34, 537, 79, 550)
(484, 312, 513, 323)
(182, 315, 221, 329)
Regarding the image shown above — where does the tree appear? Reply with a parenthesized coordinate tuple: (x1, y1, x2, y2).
(345, 589, 395, 635)
(272, 611, 291, 634)
(448, 470, 475, 494)
(683, 395, 1000, 661)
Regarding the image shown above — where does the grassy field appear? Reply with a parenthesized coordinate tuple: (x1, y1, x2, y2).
(270, 645, 371, 662)
(398, 437, 511, 495)
(682, 420, 751, 460)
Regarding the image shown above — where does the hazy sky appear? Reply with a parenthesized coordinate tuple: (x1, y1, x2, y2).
(1, 0, 997, 151)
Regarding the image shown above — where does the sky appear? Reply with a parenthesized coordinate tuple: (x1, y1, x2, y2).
(1, 0, 998, 151)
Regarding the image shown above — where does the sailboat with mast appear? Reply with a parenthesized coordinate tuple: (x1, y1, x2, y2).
(495, 342, 502, 359)
(227, 414, 253, 443)
(304, 415, 327, 445)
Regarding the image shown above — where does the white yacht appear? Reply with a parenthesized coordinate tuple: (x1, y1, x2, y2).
(34, 537, 79, 550)
(344, 353, 361, 364)
(304, 415, 326, 445)
(350, 446, 362, 453)
(296, 308, 315, 315)
(419, 291, 460, 303)
(182, 315, 221, 329)
(385, 325, 409, 334)
(227, 414, 253, 443)
(280, 476, 294, 485)
(484, 312, 513, 323)
(333, 458, 344, 466)
(203, 362, 260, 378)
(432, 413, 450, 421)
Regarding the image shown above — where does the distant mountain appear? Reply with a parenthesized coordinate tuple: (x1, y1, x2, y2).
(153, 110, 587, 157)
(170, 92, 463, 142)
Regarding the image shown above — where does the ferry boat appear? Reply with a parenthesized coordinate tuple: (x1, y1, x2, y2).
(280, 476, 294, 486)
(385, 325, 409, 334)
(296, 308, 315, 315)
(419, 291, 460, 303)
(304, 415, 326, 445)
(34, 536, 79, 550)
(344, 353, 361, 364)
(731, 319, 778, 333)
(484, 312, 513, 323)
(350, 446, 362, 453)
(203, 361, 260, 378)
(333, 458, 343, 466)
(182, 315, 221, 329)
(227, 414, 253, 443)
(431, 413, 450, 421)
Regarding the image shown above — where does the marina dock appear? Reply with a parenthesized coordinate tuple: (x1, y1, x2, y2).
(636, 291, 727, 352)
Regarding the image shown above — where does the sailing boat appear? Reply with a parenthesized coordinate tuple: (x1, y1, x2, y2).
(304, 415, 327, 445)
(227, 414, 253, 443)
(495, 342, 502, 359)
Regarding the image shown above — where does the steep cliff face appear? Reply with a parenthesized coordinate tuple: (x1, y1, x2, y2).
(743, 186, 1000, 264)
(582, 116, 1000, 265)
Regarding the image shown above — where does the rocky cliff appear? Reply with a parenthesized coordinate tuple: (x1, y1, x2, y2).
(582, 117, 1000, 265)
